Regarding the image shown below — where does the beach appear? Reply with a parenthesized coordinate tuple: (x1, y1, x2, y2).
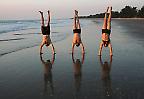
(0, 18, 144, 99)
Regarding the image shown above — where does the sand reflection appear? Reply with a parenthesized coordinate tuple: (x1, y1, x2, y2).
(40, 54, 55, 96)
(99, 55, 113, 97)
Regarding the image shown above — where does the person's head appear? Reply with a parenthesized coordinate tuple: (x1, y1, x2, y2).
(76, 59, 80, 63)
(76, 43, 80, 47)
(104, 61, 108, 65)
(47, 60, 51, 62)
(103, 41, 109, 47)
(45, 41, 50, 47)
(45, 43, 50, 47)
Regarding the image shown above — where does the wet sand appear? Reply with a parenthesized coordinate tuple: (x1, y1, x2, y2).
(0, 18, 144, 99)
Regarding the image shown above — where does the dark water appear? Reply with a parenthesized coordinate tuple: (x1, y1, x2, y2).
(0, 19, 144, 99)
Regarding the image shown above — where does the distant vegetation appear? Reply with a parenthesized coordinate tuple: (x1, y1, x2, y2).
(79, 6, 144, 18)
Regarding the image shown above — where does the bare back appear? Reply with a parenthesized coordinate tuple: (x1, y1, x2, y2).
(73, 33, 81, 44)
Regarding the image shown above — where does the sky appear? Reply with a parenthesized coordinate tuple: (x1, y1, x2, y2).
(0, 0, 143, 19)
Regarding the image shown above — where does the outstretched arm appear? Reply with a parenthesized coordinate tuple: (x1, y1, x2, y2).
(80, 42, 85, 54)
(72, 52, 75, 63)
(98, 41, 103, 56)
(51, 53, 55, 65)
(81, 52, 85, 64)
(72, 43, 75, 54)
(51, 43, 56, 54)
(99, 55, 103, 66)
(108, 43, 113, 56)
(40, 54, 45, 64)
(109, 55, 113, 67)
(40, 42, 45, 54)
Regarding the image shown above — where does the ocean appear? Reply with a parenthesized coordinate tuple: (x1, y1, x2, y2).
(0, 19, 72, 56)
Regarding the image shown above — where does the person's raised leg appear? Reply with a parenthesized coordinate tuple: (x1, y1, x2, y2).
(39, 11, 45, 26)
(107, 7, 112, 30)
(73, 10, 77, 30)
(102, 7, 109, 30)
(76, 10, 81, 29)
(47, 10, 50, 26)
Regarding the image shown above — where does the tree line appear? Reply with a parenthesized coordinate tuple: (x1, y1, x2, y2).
(79, 6, 144, 18)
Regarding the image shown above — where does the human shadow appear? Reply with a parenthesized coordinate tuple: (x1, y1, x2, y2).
(72, 53, 85, 98)
(99, 55, 113, 97)
(40, 54, 55, 96)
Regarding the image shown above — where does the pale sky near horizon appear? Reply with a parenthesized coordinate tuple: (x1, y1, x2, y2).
(0, 0, 143, 19)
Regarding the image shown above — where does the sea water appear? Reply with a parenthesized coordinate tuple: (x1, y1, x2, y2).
(0, 19, 72, 56)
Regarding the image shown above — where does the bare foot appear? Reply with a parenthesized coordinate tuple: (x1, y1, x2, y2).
(106, 7, 109, 13)
(47, 10, 50, 14)
(110, 6, 112, 10)
(39, 11, 43, 14)
(108, 6, 112, 13)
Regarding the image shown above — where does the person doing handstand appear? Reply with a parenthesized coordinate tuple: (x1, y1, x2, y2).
(72, 10, 85, 54)
(39, 10, 55, 55)
(98, 7, 113, 56)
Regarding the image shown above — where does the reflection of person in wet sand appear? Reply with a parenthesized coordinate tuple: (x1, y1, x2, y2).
(39, 10, 55, 55)
(98, 7, 113, 56)
(40, 54, 55, 96)
(99, 55, 113, 97)
(72, 53, 85, 93)
(72, 10, 85, 54)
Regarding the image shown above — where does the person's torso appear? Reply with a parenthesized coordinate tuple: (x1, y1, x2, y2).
(102, 33, 110, 41)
